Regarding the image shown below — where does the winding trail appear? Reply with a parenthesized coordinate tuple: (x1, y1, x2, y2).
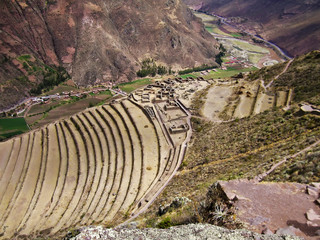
(254, 139, 320, 182)
(266, 59, 294, 89)
(206, 12, 292, 60)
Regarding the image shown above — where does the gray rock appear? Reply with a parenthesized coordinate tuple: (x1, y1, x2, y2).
(307, 220, 318, 227)
(262, 228, 274, 235)
(306, 186, 319, 197)
(276, 226, 300, 236)
(72, 223, 303, 240)
(311, 182, 320, 189)
(133, 237, 144, 240)
(315, 229, 320, 236)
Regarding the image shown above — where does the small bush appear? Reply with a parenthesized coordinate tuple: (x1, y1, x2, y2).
(157, 217, 173, 229)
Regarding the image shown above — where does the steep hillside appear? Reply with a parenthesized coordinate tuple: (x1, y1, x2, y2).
(0, 98, 184, 239)
(249, 50, 320, 104)
(0, 0, 219, 111)
(184, 0, 320, 57)
(139, 52, 320, 235)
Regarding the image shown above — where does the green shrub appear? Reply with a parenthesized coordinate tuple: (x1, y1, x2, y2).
(137, 58, 169, 77)
(157, 217, 173, 229)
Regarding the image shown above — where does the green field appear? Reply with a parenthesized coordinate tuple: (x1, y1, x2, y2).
(193, 12, 217, 22)
(205, 25, 231, 36)
(230, 33, 243, 38)
(204, 67, 258, 79)
(205, 26, 214, 33)
(93, 90, 112, 96)
(179, 74, 198, 79)
(230, 39, 269, 53)
(194, 12, 232, 37)
(0, 118, 29, 140)
(116, 78, 152, 93)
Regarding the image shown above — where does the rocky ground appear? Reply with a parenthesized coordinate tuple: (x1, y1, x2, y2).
(71, 223, 302, 240)
(215, 180, 320, 240)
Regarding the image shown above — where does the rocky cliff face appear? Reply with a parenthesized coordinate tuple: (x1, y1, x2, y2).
(184, 0, 320, 57)
(0, 0, 218, 110)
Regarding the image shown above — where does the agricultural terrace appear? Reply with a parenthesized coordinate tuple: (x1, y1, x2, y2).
(26, 91, 113, 129)
(200, 79, 292, 121)
(116, 78, 152, 93)
(0, 75, 202, 239)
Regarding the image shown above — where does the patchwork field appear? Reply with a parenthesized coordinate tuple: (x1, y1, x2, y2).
(117, 78, 152, 93)
(0, 88, 191, 239)
(26, 95, 113, 129)
(194, 11, 285, 68)
(198, 80, 291, 121)
(194, 12, 232, 37)
(0, 118, 29, 140)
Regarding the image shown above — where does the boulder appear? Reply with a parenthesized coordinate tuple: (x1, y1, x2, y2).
(306, 209, 320, 221)
(306, 186, 319, 197)
(261, 228, 273, 235)
(311, 182, 320, 190)
(275, 226, 301, 236)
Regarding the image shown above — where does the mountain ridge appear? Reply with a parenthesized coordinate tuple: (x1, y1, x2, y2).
(183, 0, 320, 57)
(0, 0, 219, 111)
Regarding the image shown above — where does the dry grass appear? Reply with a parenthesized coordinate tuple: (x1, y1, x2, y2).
(139, 106, 320, 227)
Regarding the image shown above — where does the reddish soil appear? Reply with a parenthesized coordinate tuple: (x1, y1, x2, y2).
(219, 180, 320, 239)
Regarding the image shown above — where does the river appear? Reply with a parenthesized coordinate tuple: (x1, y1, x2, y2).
(196, 11, 292, 60)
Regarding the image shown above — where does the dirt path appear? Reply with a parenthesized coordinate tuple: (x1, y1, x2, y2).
(254, 139, 320, 182)
(192, 115, 235, 124)
(266, 59, 293, 89)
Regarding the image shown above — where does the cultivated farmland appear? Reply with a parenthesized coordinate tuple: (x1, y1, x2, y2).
(0, 82, 191, 239)
(0, 118, 29, 140)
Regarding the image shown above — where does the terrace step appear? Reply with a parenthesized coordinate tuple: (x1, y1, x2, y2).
(72, 112, 103, 226)
(102, 103, 139, 221)
(17, 129, 47, 235)
(88, 108, 117, 223)
(2, 131, 42, 237)
(122, 100, 159, 200)
(79, 111, 110, 225)
(50, 117, 91, 234)
(0, 96, 180, 238)
(16, 124, 60, 235)
(94, 106, 125, 223)
(0, 134, 31, 226)
(0, 139, 14, 180)
(60, 114, 98, 229)
(37, 121, 80, 233)
(19, 124, 68, 235)
(0, 138, 21, 200)
(113, 102, 143, 213)
(131, 146, 179, 215)
(99, 104, 133, 223)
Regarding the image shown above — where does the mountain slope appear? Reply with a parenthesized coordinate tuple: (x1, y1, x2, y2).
(249, 50, 320, 104)
(184, 0, 320, 57)
(0, 0, 218, 111)
(139, 51, 320, 235)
